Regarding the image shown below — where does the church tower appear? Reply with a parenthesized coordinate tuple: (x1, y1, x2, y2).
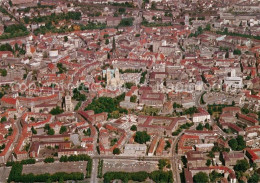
(115, 68, 120, 83)
(106, 69, 111, 85)
(65, 93, 73, 112)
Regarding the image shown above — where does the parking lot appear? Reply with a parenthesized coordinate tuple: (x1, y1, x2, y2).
(103, 159, 158, 174)
(22, 162, 88, 175)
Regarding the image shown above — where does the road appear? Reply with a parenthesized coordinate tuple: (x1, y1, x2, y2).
(171, 131, 184, 183)
(90, 159, 98, 183)
(0, 166, 11, 182)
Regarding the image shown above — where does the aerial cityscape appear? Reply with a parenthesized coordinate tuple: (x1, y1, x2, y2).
(0, 0, 259, 182)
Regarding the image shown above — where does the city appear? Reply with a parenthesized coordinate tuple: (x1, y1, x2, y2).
(0, 0, 260, 182)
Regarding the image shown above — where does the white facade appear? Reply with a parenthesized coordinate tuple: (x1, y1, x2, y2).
(192, 113, 210, 123)
(124, 144, 147, 156)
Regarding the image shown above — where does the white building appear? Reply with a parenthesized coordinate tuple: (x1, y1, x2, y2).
(192, 113, 211, 123)
(224, 69, 243, 89)
(124, 144, 147, 156)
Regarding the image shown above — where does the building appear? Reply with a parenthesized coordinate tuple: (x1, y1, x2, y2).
(224, 69, 243, 89)
(104, 68, 124, 87)
(192, 108, 211, 123)
(124, 144, 147, 156)
(138, 116, 187, 136)
(65, 94, 74, 112)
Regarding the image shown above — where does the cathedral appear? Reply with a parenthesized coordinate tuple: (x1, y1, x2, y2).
(103, 68, 124, 88)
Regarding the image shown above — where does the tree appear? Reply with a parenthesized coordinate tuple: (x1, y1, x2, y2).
(64, 36, 68, 42)
(205, 123, 210, 130)
(47, 128, 55, 135)
(134, 131, 150, 144)
(118, 7, 126, 14)
(234, 159, 249, 173)
(236, 135, 246, 150)
(130, 125, 137, 131)
(31, 126, 37, 134)
(158, 159, 169, 170)
(151, 2, 156, 9)
(205, 24, 211, 31)
(125, 82, 135, 89)
(112, 37, 116, 52)
(0, 69, 7, 77)
(119, 18, 134, 27)
(193, 172, 209, 183)
(44, 124, 51, 131)
(105, 39, 109, 45)
(1, 117, 7, 123)
(228, 138, 238, 150)
(113, 148, 120, 155)
(233, 49, 241, 55)
(50, 106, 64, 115)
(130, 95, 137, 103)
(59, 126, 67, 134)
(196, 123, 203, 130)
(248, 173, 259, 183)
(84, 128, 91, 136)
(206, 159, 211, 166)
(44, 157, 55, 163)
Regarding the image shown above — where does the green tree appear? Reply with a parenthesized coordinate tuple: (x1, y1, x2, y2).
(234, 159, 249, 173)
(134, 131, 150, 144)
(113, 148, 120, 155)
(193, 172, 209, 183)
(105, 39, 109, 45)
(130, 125, 137, 131)
(228, 138, 238, 150)
(248, 173, 259, 183)
(64, 36, 68, 42)
(50, 106, 64, 115)
(151, 2, 156, 9)
(236, 135, 246, 150)
(196, 123, 204, 130)
(47, 128, 55, 135)
(59, 126, 67, 134)
(44, 157, 55, 163)
(118, 7, 126, 14)
(1, 116, 7, 123)
(0, 69, 7, 77)
(206, 159, 211, 166)
(233, 49, 241, 55)
(31, 126, 37, 134)
(205, 24, 211, 31)
(125, 82, 135, 89)
(130, 95, 137, 103)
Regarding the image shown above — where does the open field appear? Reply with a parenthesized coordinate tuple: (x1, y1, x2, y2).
(103, 159, 158, 174)
(22, 162, 88, 175)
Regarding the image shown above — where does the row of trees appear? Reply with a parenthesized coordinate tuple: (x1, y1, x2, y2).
(6, 158, 36, 167)
(103, 170, 173, 183)
(25, 12, 81, 24)
(8, 162, 84, 182)
(97, 159, 103, 178)
(59, 154, 91, 162)
(216, 28, 260, 40)
(0, 24, 29, 40)
(142, 19, 172, 27)
(172, 122, 194, 136)
(86, 158, 92, 178)
(140, 71, 147, 84)
(44, 157, 54, 163)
